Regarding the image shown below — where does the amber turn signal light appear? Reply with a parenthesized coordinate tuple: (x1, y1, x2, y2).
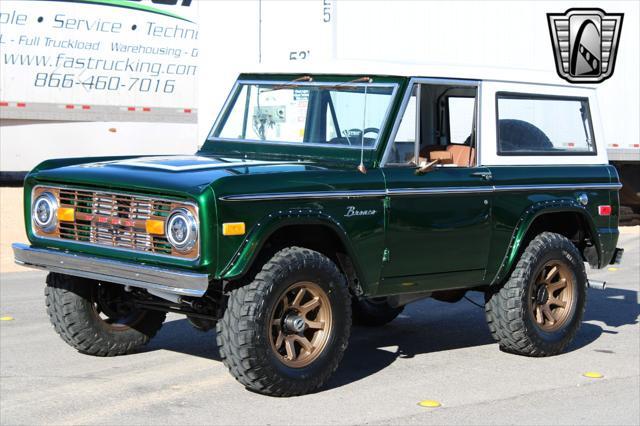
(146, 219, 165, 235)
(222, 222, 246, 236)
(57, 207, 75, 222)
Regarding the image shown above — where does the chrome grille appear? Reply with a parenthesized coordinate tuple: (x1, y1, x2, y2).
(57, 189, 174, 256)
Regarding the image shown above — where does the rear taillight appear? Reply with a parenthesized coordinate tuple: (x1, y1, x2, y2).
(598, 205, 612, 216)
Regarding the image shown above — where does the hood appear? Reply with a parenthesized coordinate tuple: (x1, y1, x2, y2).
(30, 155, 329, 197)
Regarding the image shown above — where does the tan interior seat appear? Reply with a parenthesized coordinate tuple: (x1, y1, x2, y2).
(415, 142, 476, 167)
(446, 145, 475, 167)
(428, 150, 453, 164)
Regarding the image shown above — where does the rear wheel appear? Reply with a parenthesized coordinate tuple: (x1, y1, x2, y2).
(45, 273, 166, 356)
(352, 297, 404, 326)
(484, 232, 587, 356)
(217, 247, 351, 396)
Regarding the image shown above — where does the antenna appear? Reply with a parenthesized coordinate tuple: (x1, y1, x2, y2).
(357, 79, 372, 174)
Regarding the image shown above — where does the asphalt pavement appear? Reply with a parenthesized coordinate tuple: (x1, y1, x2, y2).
(1, 231, 638, 425)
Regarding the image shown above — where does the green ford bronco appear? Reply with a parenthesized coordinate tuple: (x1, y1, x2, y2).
(14, 66, 624, 396)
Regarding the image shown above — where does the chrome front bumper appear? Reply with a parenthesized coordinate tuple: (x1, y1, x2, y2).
(12, 243, 209, 297)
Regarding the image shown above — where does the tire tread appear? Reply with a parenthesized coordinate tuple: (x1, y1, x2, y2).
(216, 247, 351, 397)
(485, 232, 587, 356)
(45, 273, 165, 357)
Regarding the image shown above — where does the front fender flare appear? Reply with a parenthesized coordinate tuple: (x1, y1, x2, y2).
(218, 208, 363, 283)
(490, 199, 600, 285)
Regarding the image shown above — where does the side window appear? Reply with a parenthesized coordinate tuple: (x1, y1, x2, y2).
(326, 107, 338, 141)
(497, 94, 596, 155)
(388, 88, 417, 164)
(448, 97, 475, 144)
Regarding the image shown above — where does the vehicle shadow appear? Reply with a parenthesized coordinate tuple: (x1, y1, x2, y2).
(144, 287, 638, 392)
(144, 318, 222, 360)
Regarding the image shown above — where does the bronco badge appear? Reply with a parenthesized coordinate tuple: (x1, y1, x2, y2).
(547, 8, 623, 83)
(345, 206, 377, 217)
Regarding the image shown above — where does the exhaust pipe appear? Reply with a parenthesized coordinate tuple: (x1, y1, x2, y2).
(588, 280, 607, 290)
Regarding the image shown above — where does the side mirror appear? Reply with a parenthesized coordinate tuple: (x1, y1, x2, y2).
(415, 159, 439, 175)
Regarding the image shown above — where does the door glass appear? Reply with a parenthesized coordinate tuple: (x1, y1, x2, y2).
(326, 107, 338, 140)
(388, 88, 417, 164)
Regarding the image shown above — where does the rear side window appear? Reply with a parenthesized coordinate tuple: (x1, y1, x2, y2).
(496, 93, 596, 155)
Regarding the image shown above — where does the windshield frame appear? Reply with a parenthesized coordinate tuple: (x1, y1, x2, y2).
(207, 79, 400, 151)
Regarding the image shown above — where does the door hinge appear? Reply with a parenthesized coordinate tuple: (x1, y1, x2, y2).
(382, 248, 390, 262)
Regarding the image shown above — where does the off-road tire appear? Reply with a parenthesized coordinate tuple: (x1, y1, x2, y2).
(484, 232, 587, 356)
(352, 297, 404, 326)
(217, 247, 351, 397)
(45, 272, 166, 356)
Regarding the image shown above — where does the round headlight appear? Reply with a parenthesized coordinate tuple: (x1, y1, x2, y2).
(32, 192, 58, 232)
(166, 208, 198, 252)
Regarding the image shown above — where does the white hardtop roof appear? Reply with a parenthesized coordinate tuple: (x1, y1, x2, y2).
(247, 60, 595, 89)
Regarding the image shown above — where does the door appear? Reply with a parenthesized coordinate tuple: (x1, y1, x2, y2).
(379, 80, 493, 294)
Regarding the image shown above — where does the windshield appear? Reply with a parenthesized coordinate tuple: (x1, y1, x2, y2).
(210, 81, 397, 149)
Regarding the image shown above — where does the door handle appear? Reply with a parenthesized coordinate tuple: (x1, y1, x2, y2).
(471, 171, 492, 180)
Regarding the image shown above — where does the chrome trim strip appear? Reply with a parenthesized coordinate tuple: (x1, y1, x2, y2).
(31, 184, 201, 261)
(219, 190, 387, 201)
(492, 183, 622, 192)
(388, 186, 494, 196)
(206, 79, 400, 151)
(12, 243, 209, 297)
(219, 183, 621, 201)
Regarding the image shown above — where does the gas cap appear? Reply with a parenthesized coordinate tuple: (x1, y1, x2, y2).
(577, 193, 589, 206)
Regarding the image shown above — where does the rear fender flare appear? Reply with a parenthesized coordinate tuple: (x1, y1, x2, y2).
(490, 199, 599, 285)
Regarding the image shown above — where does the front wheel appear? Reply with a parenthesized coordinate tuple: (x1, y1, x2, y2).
(45, 273, 166, 356)
(484, 232, 587, 356)
(217, 247, 351, 396)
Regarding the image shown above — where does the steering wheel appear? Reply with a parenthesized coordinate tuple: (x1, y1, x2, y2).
(343, 128, 380, 146)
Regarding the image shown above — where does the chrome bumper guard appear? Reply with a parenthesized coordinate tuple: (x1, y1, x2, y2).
(12, 243, 209, 297)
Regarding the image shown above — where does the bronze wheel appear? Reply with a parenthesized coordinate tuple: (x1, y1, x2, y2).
(269, 281, 333, 368)
(484, 232, 587, 357)
(217, 247, 351, 396)
(529, 261, 576, 332)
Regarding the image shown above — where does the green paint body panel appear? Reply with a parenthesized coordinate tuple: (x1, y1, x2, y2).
(21, 74, 621, 298)
(485, 165, 619, 285)
(378, 166, 493, 294)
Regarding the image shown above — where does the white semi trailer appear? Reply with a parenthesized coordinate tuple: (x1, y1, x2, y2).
(0, 0, 199, 182)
